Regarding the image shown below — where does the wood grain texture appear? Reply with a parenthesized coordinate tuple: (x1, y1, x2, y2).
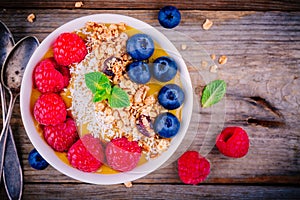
(0, 8, 299, 200)
(1, 184, 300, 200)
(0, 0, 300, 11)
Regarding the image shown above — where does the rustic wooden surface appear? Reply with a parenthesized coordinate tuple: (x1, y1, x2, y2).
(0, 1, 300, 199)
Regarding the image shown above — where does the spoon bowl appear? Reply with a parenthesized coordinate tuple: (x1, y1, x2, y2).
(1, 36, 39, 94)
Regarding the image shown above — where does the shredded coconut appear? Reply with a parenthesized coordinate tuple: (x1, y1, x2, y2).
(69, 22, 175, 160)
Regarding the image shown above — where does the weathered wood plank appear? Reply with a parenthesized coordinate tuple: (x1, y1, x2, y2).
(1, 184, 300, 200)
(0, 0, 300, 11)
(0, 9, 299, 188)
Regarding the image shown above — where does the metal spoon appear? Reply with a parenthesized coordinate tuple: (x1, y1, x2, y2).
(0, 21, 14, 66)
(0, 36, 39, 199)
(0, 20, 22, 200)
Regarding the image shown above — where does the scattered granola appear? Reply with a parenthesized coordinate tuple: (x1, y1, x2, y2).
(27, 13, 35, 23)
(201, 60, 208, 68)
(210, 54, 216, 60)
(209, 65, 218, 73)
(181, 44, 187, 50)
(202, 19, 213, 30)
(124, 181, 133, 188)
(75, 1, 84, 8)
(218, 55, 228, 65)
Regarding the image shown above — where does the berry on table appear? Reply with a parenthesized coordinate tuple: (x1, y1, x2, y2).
(158, 6, 181, 29)
(153, 112, 180, 138)
(216, 126, 249, 158)
(105, 137, 142, 172)
(33, 58, 65, 93)
(177, 151, 210, 185)
(28, 148, 49, 170)
(127, 61, 151, 84)
(126, 33, 154, 61)
(43, 118, 79, 152)
(153, 56, 178, 82)
(53, 32, 87, 66)
(67, 134, 104, 172)
(33, 93, 67, 126)
(158, 84, 185, 110)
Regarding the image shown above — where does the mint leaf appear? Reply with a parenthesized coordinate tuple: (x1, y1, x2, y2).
(85, 72, 111, 94)
(85, 72, 129, 108)
(108, 86, 130, 108)
(201, 80, 226, 108)
(93, 90, 110, 103)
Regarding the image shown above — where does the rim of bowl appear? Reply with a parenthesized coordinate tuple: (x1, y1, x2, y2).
(20, 14, 193, 185)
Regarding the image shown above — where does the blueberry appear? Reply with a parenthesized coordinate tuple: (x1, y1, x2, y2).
(126, 33, 155, 60)
(158, 6, 181, 29)
(127, 61, 151, 84)
(153, 56, 178, 82)
(154, 112, 180, 138)
(158, 84, 184, 110)
(28, 148, 49, 170)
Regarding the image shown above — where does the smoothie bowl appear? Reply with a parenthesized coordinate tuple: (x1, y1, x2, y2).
(20, 14, 193, 184)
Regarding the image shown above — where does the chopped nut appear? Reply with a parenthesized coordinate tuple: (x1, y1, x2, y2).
(95, 102, 105, 112)
(144, 95, 156, 105)
(75, 1, 84, 8)
(149, 111, 157, 118)
(118, 23, 127, 31)
(156, 139, 170, 151)
(210, 65, 218, 73)
(105, 107, 112, 115)
(202, 19, 213, 30)
(218, 55, 228, 65)
(124, 182, 133, 188)
(210, 54, 216, 60)
(181, 44, 187, 50)
(113, 110, 119, 118)
(116, 120, 124, 128)
(27, 13, 35, 23)
(104, 115, 114, 123)
(134, 86, 148, 104)
(201, 60, 208, 68)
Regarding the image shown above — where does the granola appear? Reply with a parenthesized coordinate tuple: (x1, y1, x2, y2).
(69, 22, 174, 160)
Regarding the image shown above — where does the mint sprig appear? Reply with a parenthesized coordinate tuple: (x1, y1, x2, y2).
(109, 86, 130, 108)
(85, 72, 130, 108)
(201, 79, 226, 108)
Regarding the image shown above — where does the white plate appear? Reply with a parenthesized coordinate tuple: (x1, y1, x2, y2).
(20, 14, 193, 184)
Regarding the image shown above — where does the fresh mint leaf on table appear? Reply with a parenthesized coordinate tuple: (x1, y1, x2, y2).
(201, 79, 226, 108)
(85, 72, 130, 108)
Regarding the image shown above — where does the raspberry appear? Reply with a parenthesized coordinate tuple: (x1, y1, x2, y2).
(67, 134, 104, 172)
(53, 32, 87, 66)
(105, 137, 141, 172)
(177, 151, 210, 185)
(33, 93, 67, 125)
(43, 118, 79, 152)
(57, 65, 71, 88)
(216, 127, 249, 158)
(33, 58, 65, 93)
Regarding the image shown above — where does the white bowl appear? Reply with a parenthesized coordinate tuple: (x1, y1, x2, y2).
(20, 14, 193, 184)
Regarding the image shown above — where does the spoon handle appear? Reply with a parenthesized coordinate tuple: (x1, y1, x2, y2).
(0, 87, 23, 200)
(3, 126, 23, 200)
(0, 91, 18, 183)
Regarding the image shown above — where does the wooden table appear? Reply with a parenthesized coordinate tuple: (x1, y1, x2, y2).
(1, 1, 300, 199)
